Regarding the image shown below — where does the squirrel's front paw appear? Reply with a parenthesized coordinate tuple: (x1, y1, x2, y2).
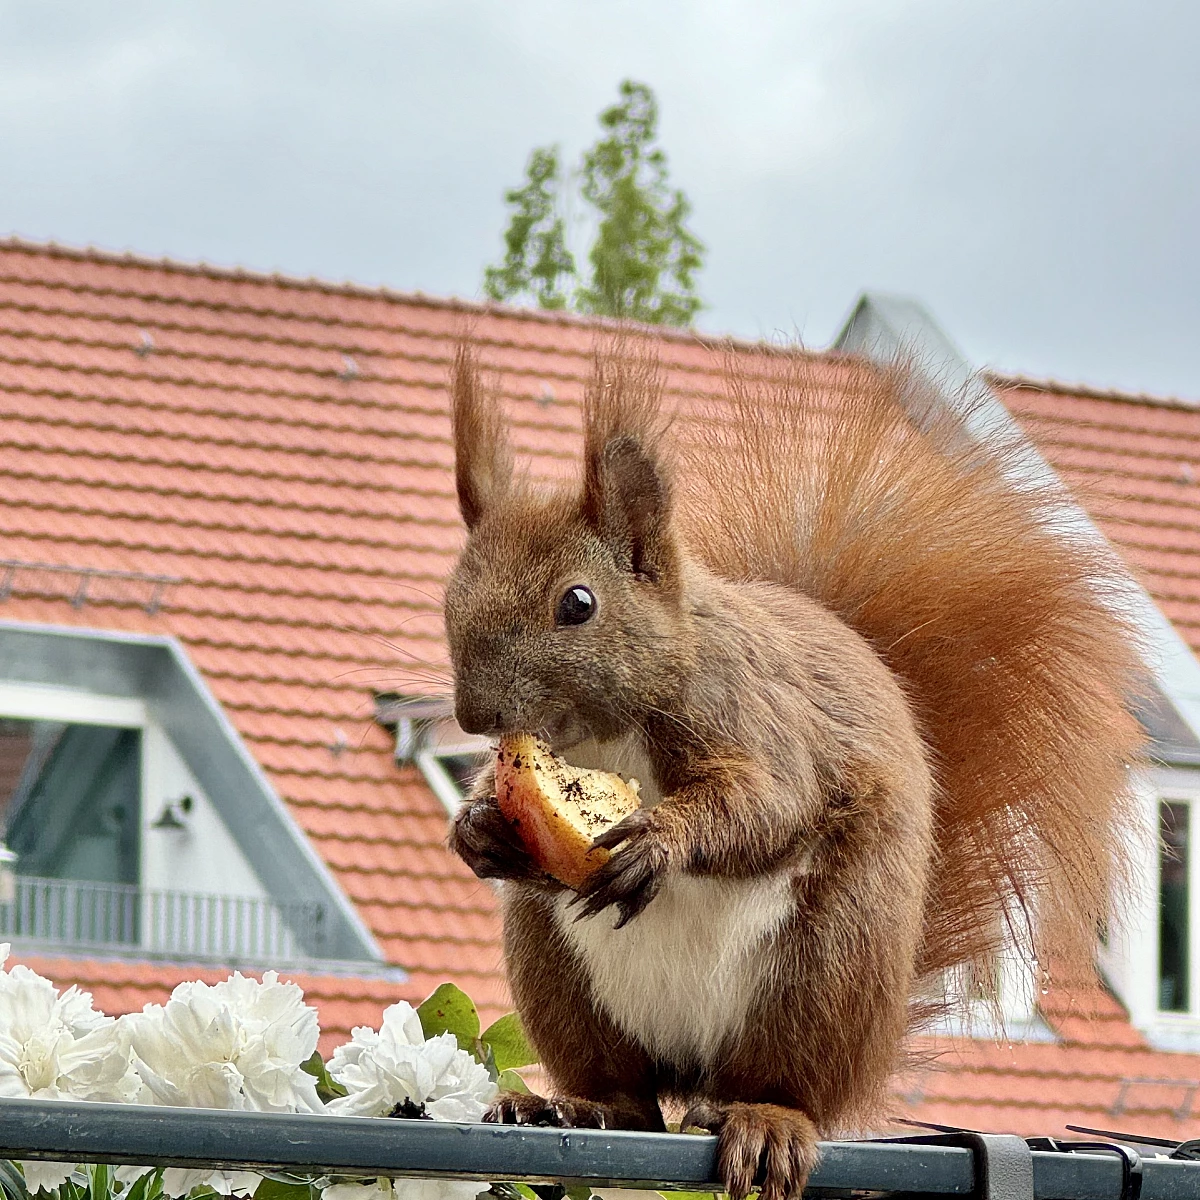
(449, 794, 551, 885)
(571, 809, 668, 927)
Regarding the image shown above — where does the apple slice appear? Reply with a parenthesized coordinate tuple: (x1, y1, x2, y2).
(494, 732, 641, 890)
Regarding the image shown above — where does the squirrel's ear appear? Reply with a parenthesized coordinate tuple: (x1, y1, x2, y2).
(582, 347, 673, 581)
(583, 434, 672, 582)
(451, 344, 512, 530)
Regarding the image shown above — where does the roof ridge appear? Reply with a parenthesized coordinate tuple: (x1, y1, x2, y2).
(0, 338, 785, 424)
(0, 235, 813, 356)
(992, 369, 1200, 411)
(0, 290, 829, 390)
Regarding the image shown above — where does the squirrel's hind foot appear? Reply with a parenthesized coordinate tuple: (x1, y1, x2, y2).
(682, 1100, 819, 1200)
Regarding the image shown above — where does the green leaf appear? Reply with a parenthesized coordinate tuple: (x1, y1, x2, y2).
(480, 1012, 538, 1072)
(489, 1186, 542, 1200)
(564, 1187, 593, 1200)
(417, 983, 480, 1052)
(89, 1164, 111, 1200)
(123, 1170, 163, 1200)
(476, 1039, 499, 1082)
(299, 1051, 348, 1103)
(496, 1068, 531, 1095)
(0, 1161, 28, 1200)
(253, 1180, 311, 1200)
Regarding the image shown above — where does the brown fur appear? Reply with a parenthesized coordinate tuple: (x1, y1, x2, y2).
(443, 342, 1145, 1200)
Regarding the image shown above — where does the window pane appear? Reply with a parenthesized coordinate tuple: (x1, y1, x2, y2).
(1160, 800, 1190, 1012)
(1, 719, 140, 885)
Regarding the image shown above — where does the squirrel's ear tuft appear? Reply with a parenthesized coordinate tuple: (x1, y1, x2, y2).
(582, 345, 674, 582)
(451, 343, 512, 530)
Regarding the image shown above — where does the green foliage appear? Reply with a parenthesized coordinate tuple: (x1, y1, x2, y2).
(479, 1012, 537, 1073)
(490, 1187, 541, 1200)
(484, 80, 704, 326)
(417, 984, 535, 1091)
(417, 982, 481, 1052)
(121, 1171, 163, 1200)
(252, 1179, 311, 1200)
(0, 1161, 29, 1200)
(576, 81, 704, 326)
(483, 146, 576, 311)
(299, 1052, 347, 1104)
(496, 1069, 530, 1095)
(85, 1167, 109, 1200)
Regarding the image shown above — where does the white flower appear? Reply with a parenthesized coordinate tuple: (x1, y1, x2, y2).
(324, 1181, 395, 1200)
(327, 1002, 496, 1121)
(0, 945, 140, 1191)
(125, 970, 322, 1113)
(125, 971, 322, 1198)
(21, 1162, 75, 1194)
(394, 1181, 490, 1200)
(325, 1180, 487, 1200)
(0, 944, 139, 1102)
(160, 1168, 261, 1198)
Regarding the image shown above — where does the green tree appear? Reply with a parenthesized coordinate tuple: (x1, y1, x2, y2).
(483, 81, 705, 326)
(483, 146, 576, 311)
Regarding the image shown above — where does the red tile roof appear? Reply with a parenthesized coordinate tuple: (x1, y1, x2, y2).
(995, 375, 1200, 656)
(900, 984, 1200, 1141)
(2, 238, 1200, 1144)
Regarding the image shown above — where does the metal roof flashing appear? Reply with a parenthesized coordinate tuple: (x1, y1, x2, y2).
(0, 620, 384, 964)
(834, 293, 1200, 761)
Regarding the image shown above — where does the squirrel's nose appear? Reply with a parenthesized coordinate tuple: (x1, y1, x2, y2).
(456, 702, 501, 737)
(455, 689, 519, 737)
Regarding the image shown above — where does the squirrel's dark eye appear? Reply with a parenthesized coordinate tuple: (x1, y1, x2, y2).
(556, 585, 597, 627)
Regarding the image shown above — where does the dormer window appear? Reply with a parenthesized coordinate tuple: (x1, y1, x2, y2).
(375, 693, 489, 816)
(0, 622, 381, 965)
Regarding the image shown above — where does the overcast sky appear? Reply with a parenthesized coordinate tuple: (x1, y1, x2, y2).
(1, 1, 1196, 398)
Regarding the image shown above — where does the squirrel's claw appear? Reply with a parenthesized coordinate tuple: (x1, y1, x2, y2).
(590, 807, 653, 851)
(486, 1091, 612, 1129)
(573, 814, 668, 926)
(680, 1100, 819, 1200)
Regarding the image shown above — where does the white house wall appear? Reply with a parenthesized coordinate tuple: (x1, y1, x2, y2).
(140, 721, 268, 902)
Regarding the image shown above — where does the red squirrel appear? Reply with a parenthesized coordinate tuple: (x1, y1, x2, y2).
(444, 342, 1144, 1200)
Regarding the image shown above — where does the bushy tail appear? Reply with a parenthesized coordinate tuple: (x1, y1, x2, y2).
(680, 349, 1146, 1004)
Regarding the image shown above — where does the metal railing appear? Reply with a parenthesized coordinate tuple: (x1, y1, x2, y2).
(0, 875, 325, 960)
(0, 558, 178, 614)
(0, 1099, 1199, 1198)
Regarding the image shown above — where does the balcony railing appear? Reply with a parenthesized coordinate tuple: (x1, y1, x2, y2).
(0, 875, 325, 961)
(0, 1099, 1198, 1198)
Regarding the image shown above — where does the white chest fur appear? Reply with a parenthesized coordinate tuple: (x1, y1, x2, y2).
(553, 734, 796, 1069)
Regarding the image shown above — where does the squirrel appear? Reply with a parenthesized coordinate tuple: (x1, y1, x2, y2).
(443, 340, 1144, 1200)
